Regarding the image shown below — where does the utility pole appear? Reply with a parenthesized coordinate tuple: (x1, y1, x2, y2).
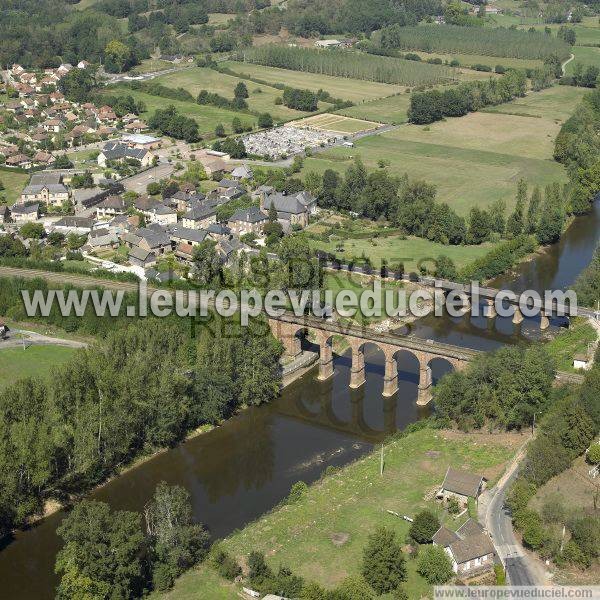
(380, 443, 384, 476)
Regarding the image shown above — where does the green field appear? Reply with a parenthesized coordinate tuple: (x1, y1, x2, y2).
(482, 84, 588, 121)
(310, 232, 498, 271)
(102, 84, 256, 136)
(133, 59, 180, 74)
(0, 169, 29, 205)
(338, 93, 411, 124)
(152, 67, 316, 121)
(221, 60, 405, 103)
(207, 13, 234, 26)
(566, 45, 600, 75)
(0, 345, 77, 390)
(161, 427, 519, 598)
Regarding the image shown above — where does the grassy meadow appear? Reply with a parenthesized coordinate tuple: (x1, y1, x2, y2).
(0, 345, 77, 390)
(302, 86, 573, 216)
(151, 67, 318, 121)
(406, 51, 542, 70)
(160, 427, 522, 599)
(338, 93, 412, 124)
(566, 45, 600, 75)
(220, 61, 406, 103)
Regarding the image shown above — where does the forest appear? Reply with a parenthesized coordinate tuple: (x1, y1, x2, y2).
(0, 277, 283, 540)
(374, 23, 572, 60)
(239, 45, 455, 86)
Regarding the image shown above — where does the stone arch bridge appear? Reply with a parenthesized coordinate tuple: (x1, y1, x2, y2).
(268, 314, 479, 405)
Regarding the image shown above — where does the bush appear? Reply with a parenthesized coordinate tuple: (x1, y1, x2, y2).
(495, 64, 507, 74)
(287, 480, 308, 503)
(211, 548, 242, 580)
(494, 564, 506, 585)
(587, 443, 600, 464)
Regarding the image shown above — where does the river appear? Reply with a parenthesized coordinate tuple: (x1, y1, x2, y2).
(1, 201, 599, 599)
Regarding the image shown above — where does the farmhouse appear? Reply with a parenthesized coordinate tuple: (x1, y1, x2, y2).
(439, 468, 486, 506)
(261, 192, 310, 230)
(433, 519, 497, 577)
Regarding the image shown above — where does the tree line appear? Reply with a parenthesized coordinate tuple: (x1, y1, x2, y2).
(0, 286, 282, 539)
(408, 70, 527, 124)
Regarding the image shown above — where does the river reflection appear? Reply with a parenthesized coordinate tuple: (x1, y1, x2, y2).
(0, 346, 436, 600)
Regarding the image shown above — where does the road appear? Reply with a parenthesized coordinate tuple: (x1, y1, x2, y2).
(482, 442, 549, 586)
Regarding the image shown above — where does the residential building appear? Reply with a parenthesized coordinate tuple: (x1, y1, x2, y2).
(231, 165, 254, 180)
(147, 204, 177, 226)
(72, 187, 110, 209)
(121, 134, 162, 150)
(261, 192, 310, 230)
(87, 228, 119, 251)
(11, 203, 40, 222)
(20, 176, 69, 207)
(128, 246, 157, 268)
(53, 216, 94, 234)
(228, 206, 268, 236)
(96, 195, 126, 220)
(181, 198, 222, 230)
(97, 141, 153, 168)
(433, 519, 497, 577)
(170, 226, 209, 247)
(5, 154, 32, 169)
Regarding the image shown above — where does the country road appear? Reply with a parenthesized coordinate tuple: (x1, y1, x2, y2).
(482, 441, 549, 586)
(0, 328, 88, 350)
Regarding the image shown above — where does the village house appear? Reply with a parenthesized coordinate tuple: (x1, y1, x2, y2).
(129, 247, 157, 268)
(167, 190, 206, 212)
(52, 216, 95, 235)
(181, 198, 222, 230)
(147, 204, 177, 226)
(95, 195, 127, 220)
(5, 154, 32, 169)
(33, 151, 55, 167)
(122, 227, 172, 257)
(86, 228, 119, 251)
(11, 203, 40, 222)
(231, 165, 254, 180)
(20, 175, 69, 207)
(438, 467, 486, 507)
(72, 187, 111, 210)
(260, 191, 314, 230)
(170, 226, 209, 248)
(228, 206, 268, 236)
(97, 141, 154, 168)
(433, 519, 497, 577)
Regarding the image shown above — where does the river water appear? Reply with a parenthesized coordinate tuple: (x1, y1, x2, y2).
(1, 202, 599, 599)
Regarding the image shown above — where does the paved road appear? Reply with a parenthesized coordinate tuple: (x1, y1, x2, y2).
(483, 443, 548, 586)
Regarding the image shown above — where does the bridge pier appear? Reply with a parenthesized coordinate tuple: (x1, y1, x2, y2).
(512, 306, 524, 324)
(382, 355, 399, 397)
(282, 333, 302, 359)
(484, 299, 496, 319)
(540, 311, 550, 330)
(416, 364, 433, 406)
(317, 336, 334, 381)
(349, 345, 366, 389)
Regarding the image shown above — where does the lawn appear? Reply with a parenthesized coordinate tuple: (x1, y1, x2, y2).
(220, 61, 406, 103)
(292, 113, 380, 134)
(102, 84, 255, 136)
(309, 232, 499, 271)
(151, 67, 315, 122)
(543, 318, 597, 373)
(0, 345, 77, 390)
(338, 93, 411, 124)
(207, 13, 234, 26)
(0, 169, 29, 205)
(301, 108, 567, 217)
(133, 59, 180, 74)
(161, 427, 521, 598)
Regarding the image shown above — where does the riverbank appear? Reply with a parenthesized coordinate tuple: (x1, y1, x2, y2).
(160, 425, 527, 598)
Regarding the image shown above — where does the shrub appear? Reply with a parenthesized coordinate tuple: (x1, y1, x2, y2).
(287, 481, 308, 503)
(587, 443, 600, 464)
